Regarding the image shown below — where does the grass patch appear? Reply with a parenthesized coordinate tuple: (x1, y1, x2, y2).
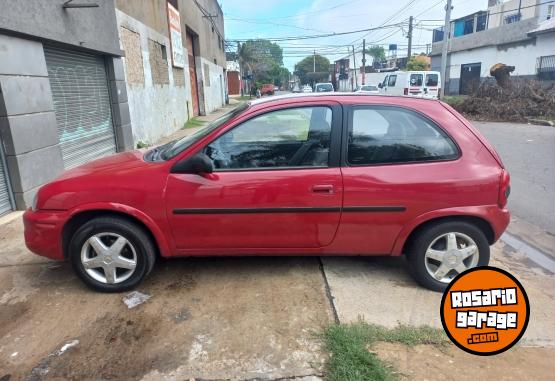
(322, 322, 448, 381)
(183, 118, 206, 129)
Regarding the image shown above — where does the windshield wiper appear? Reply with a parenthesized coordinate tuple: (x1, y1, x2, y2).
(146, 141, 175, 162)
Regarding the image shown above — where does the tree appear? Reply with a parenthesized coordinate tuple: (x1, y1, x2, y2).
(238, 39, 286, 86)
(406, 56, 428, 71)
(365, 45, 386, 63)
(294, 55, 330, 85)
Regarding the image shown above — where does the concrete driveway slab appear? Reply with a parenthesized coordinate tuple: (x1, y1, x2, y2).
(322, 241, 555, 347)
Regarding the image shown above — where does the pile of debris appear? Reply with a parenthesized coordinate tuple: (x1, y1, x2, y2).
(453, 64, 555, 123)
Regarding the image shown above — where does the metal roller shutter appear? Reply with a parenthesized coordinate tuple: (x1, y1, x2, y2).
(44, 46, 117, 169)
(0, 144, 14, 216)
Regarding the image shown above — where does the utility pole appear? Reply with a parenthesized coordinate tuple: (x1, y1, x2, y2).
(407, 16, 413, 60)
(352, 45, 358, 89)
(362, 39, 366, 85)
(440, 0, 452, 98)
(313, 50, 316, 73)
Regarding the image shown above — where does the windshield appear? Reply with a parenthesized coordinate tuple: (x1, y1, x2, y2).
(316, 84, 333, 92)
(361, 85, 378, 91)
(160, 103, 248, 160)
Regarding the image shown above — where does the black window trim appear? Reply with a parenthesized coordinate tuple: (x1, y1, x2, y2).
(199, 102, 343, 173)
(341, 104, 462, 168)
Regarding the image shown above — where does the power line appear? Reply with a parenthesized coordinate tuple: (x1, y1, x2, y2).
(227, 22, 407, 42)
(223, 0, 365, 21)
(226, 17, 329, 34)
(349, 0, 420, 45)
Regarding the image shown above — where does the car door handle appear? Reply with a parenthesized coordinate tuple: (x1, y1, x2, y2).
(312, 185, 334, 194)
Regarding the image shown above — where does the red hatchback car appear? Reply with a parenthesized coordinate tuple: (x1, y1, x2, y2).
(24, 94, 510, 292)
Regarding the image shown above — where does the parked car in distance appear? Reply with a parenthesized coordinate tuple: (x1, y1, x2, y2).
(314, 82, 334, 92)
(274, 86, 279, 91)
(302, 85, 313, 93)
(24, 94, 510, 293)
(260, 83, 275, 96)
(378, 71, 441, 99)
(355, 84, 380, 94)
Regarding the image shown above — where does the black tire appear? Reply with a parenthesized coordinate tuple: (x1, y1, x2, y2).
(406, 221, 490, 292)
(69, 216, 156, 292)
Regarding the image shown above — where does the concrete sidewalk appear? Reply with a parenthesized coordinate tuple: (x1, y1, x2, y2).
(155, 99, 242, 146)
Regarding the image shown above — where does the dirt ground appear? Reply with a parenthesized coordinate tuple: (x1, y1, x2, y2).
(0, 218, 331, 380)
(374, 342, 555, 381)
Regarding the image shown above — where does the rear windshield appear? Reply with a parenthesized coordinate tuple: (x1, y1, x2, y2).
(315, 84, 333, 92)
(426, 74, 439, 86)
(410, 74, 423, 86)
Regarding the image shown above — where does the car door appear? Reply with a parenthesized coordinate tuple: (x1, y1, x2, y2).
(335, 104, 460, 254)
(165, 102, 343, 250)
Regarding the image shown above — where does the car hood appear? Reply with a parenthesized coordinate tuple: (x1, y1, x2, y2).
(56, 150, 149, 180)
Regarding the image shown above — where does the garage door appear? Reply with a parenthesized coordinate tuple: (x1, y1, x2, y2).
(44, 46, 117, 169)
(0, 146, 13, 216)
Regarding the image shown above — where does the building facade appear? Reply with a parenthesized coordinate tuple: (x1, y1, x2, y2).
(115, 0, 227, 146)
(0, 0, 227, 215)
(0, 0, 131, 215)
(430, 0, 555, 95)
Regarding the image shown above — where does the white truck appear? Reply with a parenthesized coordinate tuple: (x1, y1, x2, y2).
(378, 71, 441, 99)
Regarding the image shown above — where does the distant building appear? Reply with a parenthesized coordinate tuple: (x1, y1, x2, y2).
(226, 61, 241, 95)
(430, 0, 555, 95)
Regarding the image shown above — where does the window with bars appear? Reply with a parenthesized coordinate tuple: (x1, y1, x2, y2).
(537, 55, 555, 80)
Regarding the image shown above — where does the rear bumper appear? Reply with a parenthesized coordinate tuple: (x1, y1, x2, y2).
(23, 209, 68, 261)
(490, 207, 511, 243)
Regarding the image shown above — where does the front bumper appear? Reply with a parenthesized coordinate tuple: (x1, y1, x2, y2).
(23, 209, 68, 261)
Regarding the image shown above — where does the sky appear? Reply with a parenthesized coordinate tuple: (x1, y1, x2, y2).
(220, 0, 487, 71)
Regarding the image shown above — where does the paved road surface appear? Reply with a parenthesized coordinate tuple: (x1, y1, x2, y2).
(473, 121, 555, 234)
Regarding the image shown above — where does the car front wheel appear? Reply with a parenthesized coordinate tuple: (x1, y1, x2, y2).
(69, 216, 156, 292)
(407, 221, 490, 292)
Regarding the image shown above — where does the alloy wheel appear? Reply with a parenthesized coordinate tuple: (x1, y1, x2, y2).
(424, 232, 479, 283)
(80, 232, 137, 284)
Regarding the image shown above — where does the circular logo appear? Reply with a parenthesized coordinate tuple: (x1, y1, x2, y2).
(440, 266, 530, 356)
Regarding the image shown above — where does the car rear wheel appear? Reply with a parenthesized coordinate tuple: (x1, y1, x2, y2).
(407, 221, 490, 292)
(69, 217, 156, 292)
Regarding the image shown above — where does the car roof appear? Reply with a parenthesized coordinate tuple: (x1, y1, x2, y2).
(247, 92, 440, 107)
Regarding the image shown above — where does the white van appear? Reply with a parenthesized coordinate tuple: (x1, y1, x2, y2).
(378, 71, 441, 99)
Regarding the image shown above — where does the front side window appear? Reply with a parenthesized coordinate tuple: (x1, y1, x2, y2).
(348, 106, 459, 165)
(205, 107, 332, 170)
(388, 75, 397, 87)
(410, 74, 423, 86)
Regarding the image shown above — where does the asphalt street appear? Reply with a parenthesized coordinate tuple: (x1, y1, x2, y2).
(473, 121, 555, 234)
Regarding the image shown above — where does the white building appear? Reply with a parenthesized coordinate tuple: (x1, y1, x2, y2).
(430, 0, 555, 95)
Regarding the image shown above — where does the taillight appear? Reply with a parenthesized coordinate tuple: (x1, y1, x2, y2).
(404, 88, 408, 95)
(498, 170, 511, 208)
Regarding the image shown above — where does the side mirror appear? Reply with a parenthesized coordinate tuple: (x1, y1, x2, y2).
(171, 152, 214, 175)
(378, 83, 383, 89)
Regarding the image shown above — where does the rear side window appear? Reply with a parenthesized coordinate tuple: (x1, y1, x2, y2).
(348, 106, 459, 165)
(426, 74, 439, 86)
(410, 74, 423, 86)
(387, 75, 397, 87)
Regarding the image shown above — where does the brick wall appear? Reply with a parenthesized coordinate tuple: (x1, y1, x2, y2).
(120, 27, 144, 85)
(148, 38, 169, 85)
(173, 67, 185, 87)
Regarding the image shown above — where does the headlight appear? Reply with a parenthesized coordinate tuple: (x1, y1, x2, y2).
(32, 192, 39, 212)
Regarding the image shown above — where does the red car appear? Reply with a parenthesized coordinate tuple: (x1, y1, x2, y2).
(24, 94, 510, 292)
(260, 84, 275, 96)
